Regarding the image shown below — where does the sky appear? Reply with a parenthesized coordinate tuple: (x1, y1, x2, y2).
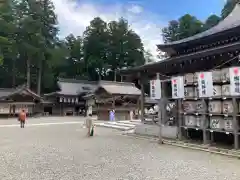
(51, 0, 226, 60)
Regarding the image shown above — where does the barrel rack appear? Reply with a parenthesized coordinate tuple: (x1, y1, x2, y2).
(174, 70, 240, 149)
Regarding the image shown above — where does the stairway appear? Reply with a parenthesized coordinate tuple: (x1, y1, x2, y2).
(95, 120, 142, 131)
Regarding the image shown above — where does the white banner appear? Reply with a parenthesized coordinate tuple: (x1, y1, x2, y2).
(198, 71, 213, 97)
(150, 79, 161, 99)
(171, 76, 184, 99)
(229, 67, 240, 96)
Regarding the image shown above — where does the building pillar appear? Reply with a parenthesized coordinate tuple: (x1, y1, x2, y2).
(158, 75, 167, 144)
(140, 75, 145, 122)
(233, 97, 239, 149)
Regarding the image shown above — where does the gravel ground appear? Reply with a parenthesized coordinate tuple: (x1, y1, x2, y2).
(1, 118, 240, 180)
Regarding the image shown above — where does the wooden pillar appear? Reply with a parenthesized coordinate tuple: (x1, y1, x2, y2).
(202, 99, 208, 144)
(233, 97, 239, 149)
(140, 76, 145, 122)
(158, 74, 167, 144)
(177, 99, 182, 140)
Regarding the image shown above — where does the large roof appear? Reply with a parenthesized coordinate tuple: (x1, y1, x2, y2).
(95, 81, 141, 96)
(45, 78, 98, 96)
(158, 3, 240, 50)
(0, 84, 42, 100)
(120, 40, 240, 76)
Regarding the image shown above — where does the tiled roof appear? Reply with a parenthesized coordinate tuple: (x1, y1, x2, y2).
(96, 81, 141, 96)
(46, 78, 98, 96)
(0, 84, 42, 100)
(158, 3, 240, 47)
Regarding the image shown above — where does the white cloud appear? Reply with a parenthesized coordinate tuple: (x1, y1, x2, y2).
(127, 5, 143, 14)
(52, 0, 164, 60)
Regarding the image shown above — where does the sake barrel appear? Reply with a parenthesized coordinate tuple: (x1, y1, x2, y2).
(208, 101, 222, 113)
(238, 102, 240, 113)
(222, 84, 231, 96)
(210, 116, 224, 129)
(212, 70, 222, 83)
(184, 116, 197, 127)
(221, 68, 230, 82)
(194, 87, 199, 97)
(196, 101, 206, 113)
(213, 85, 222, 97)
(184, 73, 194, 84)
(222, 100, 234, 114)
(193, 72, 199, 84)
(183, 101, 196, 113)
(184, 87, 195, 98)
(196, 116, 204, 128)
(224, 117, 233, 131)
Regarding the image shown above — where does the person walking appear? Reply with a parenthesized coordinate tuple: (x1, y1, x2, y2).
(18, 109, 26, 128)
(86, 114, 94, 137)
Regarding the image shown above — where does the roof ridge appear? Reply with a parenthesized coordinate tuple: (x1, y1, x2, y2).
(99, 80, 136, 86)
(58, 78, 98, 84)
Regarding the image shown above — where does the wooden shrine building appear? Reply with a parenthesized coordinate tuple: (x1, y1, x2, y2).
(44, 78, 97, 116)
(84, 81, 141, 121)
(0, 84, 43, 117)
(120, 3, 240, 149)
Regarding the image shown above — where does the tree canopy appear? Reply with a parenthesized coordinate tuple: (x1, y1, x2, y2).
(161, 0, 238, 43)
(0, 0, 147, 94)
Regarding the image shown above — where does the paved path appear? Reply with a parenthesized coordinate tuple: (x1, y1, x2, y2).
(1, 117, 240, 179)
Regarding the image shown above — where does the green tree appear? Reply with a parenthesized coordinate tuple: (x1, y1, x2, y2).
(178, 14, 203, 40)
(0, 0, 18, 87)
(221, 0, 239, 19)
(144, 50, 154, 64)
(162, 15, 204, 43)
(162, 20, 179, 43)
(83, 17, 109, 81)
(61, 34, 85, 79)
(204, 15, 221, 30)
(107, 18, 144, 80)
(15, 0, 58, 94)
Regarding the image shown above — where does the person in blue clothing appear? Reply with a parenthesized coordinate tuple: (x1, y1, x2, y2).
(109, 109, 115, 121)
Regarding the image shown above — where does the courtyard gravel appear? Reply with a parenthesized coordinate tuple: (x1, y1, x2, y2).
(0, 118, 240, 180)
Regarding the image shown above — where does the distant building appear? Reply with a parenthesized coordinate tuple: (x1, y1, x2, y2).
(44, 78, 97, 116)
(84, 81, 141, 121)
(0, 84, 43, 117)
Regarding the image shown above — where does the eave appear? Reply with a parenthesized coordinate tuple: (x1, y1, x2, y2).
(120, 41, 240, 77)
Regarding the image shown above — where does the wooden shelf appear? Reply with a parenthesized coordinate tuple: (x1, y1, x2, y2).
(206, 129, 234, 134)
(181, 126, 203, 131)
(182, 112, 237, 117)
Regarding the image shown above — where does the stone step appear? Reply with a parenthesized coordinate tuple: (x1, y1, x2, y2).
(95, 123, 132, 131)
(106, 122, 136, 127)
(119, 121, 142, 125)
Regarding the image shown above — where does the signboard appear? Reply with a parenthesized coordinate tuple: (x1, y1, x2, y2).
(229, 67, 240, 96)
(150, 79, 161, 99)
(171, 76, 184, 99)
(197, 71, 213, 97)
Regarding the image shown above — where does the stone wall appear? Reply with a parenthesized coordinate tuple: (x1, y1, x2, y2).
(135, 124, 178, 139)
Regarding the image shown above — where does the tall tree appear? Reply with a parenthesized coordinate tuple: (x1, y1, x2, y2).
(83, 17, 109, 81)
(108, 18, 144, 80)
(162, 15, 203, 43)
(178, 14, 203, 40)
(162, 20, 179, 43)
(0, 0, 18, 87)
(221, 0, 239, 19)
(144, 50, 155, 64)
(62, 34, 85, 79)
(204, 15, 221, 30)
(15, 0, 58, 94)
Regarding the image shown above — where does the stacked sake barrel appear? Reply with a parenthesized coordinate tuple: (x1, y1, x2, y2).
(182, 68, 238, 131)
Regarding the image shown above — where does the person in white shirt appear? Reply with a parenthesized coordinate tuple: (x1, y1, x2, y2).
(86, 114, 94, 136)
